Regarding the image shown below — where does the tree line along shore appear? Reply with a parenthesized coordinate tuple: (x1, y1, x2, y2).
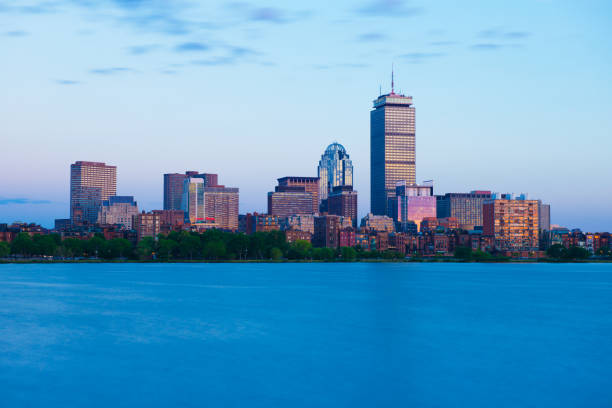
(0, 230, 606, 263)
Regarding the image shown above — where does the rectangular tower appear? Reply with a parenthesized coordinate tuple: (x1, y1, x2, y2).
(483, 197, 540, 251)
(70, 161, 117, 225)
(164, 171, 217, 210)
(277, 176, 320, 214)
(370, 90, 415, 215)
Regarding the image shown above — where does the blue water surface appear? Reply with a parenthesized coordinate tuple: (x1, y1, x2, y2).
(1, 262, 611, 407)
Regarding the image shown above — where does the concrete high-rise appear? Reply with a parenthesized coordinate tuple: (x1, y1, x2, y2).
(164, 171, 218, 210)
(483, 196, 540, 252)
(277, 177, 320, 214)
(70, 161, 117, 224)
(436, 191, 493, 229)
(181, 177, 239, 231)
(370, 74, 415, 215)
(97, 196, 139, 229)
(317, 143, 353, 207)
(327, 185, 358, 227)
(268, 186, 314, 217)
(390, 181, 436, 232)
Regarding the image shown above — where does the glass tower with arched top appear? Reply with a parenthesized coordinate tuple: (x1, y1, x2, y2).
(317, 142, 353, 205)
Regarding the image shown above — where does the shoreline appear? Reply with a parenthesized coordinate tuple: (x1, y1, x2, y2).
(2, 259, 611, 264)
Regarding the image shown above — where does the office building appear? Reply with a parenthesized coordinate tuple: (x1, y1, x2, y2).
(281, 214, 316, 235)
(152, 210, 186, 234)
(244, 213, 280, 234)
(277, 176, 320, 214)
(164, 171, 218, 210)
(203, 186, 239, 231)
(436, 191, 492, 229)
(97, 196, 139, 229)
(70, 161, 117, 225)
(268, 185, 314, 217)
(313, 215, 345, 248)
(539, 202, 551, 232)
(133, 211, 161, 241)
(370, 76, 415, 215)
(327, 185, 358, 226)
(182, 178, 239, 231)
(360, 213, 395, 233)
(483, 196, 540, 251)
(391, 181, 436, 232)
(317, 143, 353, 206)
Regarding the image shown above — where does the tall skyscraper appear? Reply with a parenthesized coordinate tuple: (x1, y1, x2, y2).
(164, 171, 218, 210)
(70, 161, 117, 224)
(370, 73, 415, 215)
(317, 143, 353, 207)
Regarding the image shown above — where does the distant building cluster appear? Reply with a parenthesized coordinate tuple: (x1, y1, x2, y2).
(2, 79, 609, 259)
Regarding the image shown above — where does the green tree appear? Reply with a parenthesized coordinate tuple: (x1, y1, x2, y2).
(287, 240, 312, 260)
(472, 249, 493, 261)
(546, 244, 566, 259)
(269, 247, 283, 260)
(177, 232, 201, 260)
(564, 246, 590, 260)
(11, 233, 35, 257)
(203, 240, 227, 260)
(61, 238, 85, 258)
(312, 247, 335, 261)
(157, 238, 178, 261)
(227, 233, 249, 260)
(32, 234, 58, 256)
(454, 246, 473, 260)
(137, 237, 156, 260)
(340, 246, 357, 261)
(108, 238, 133, 259)
(0, 241, 10, 258)
(86, 236, 107, 258)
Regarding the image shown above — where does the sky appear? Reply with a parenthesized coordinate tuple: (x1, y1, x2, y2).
(0, 0, 611, 231)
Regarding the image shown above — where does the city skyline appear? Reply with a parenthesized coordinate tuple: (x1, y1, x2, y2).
(1, 1, 611, 231)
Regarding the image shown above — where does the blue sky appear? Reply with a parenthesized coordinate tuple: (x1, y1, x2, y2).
(1, 0, 611, 231)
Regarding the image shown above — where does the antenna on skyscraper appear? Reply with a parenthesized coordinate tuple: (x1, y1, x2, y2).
(391, 63, 395, 94)
(379, 84, 382, 96)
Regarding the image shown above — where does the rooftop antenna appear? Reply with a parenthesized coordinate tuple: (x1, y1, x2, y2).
(379, 84, 382, 96)
(391, 63, 395, 94)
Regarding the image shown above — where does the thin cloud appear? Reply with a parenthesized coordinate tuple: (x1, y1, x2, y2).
(4, 30, 29, 37)
(358, 32, 386, 42)
(0, 198, 52, 205)
(470, 43, 504, 51)
(478, 28, 531, 40)
(175, 42, 210, 52)
(429, 40, 457, 46)
(55, 79, 81, 85)
(127, 44, 160, 55)
(191, 57, 235, 66)
(357, 0, 423, 17)
(226, 3, 311, 24)
(399, 52, 445, 63)
(250, 7, 286, 23)
(89, 67, 136, 75)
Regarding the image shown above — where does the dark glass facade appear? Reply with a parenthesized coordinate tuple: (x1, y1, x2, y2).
(370, 92, 415, 215)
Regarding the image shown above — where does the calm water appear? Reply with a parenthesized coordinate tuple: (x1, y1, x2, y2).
(1, 263, 611, 407)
